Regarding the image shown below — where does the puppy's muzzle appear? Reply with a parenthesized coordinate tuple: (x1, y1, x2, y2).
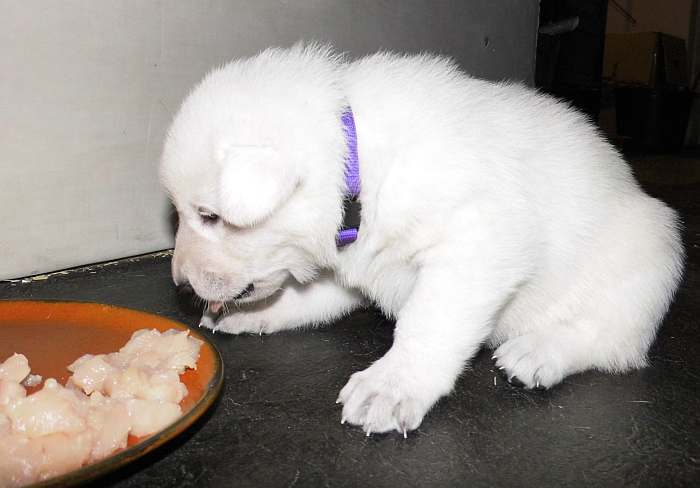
(176, 281, 254, 301)
(208, 283, 254, 314)
(233, 283, 255, 300)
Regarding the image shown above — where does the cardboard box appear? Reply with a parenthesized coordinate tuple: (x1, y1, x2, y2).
(603, 32, 688, 88)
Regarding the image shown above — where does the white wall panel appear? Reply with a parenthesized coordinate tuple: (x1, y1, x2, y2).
(0, 0, 538, 279)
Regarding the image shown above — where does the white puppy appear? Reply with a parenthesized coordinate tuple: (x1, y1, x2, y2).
(160, 44, 684, 436)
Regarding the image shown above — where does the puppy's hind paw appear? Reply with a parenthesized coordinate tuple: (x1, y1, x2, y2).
(494, 333, 568, 389)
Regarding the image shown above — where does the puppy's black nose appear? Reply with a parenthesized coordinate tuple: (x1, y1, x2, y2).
(233, 283, 254, 300)
(176, 281, 195, 296)
(174, 280, 205, 316)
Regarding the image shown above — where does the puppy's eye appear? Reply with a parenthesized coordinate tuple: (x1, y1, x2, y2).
(198, 209, 220, 224)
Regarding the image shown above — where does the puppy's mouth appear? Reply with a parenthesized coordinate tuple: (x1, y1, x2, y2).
(208, 283, 254, 313)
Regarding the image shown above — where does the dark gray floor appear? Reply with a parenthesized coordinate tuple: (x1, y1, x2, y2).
(1, 155, 699, 487)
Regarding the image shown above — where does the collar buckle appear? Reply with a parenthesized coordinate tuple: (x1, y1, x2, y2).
(336, 108, 361, 248)
(336, 196, 361, 247)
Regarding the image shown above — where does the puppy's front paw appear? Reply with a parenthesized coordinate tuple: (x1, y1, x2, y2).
(218, 314, 270, 335)
(198, 313, 217, 330)
(199, 313, 269, 335)
(337, 357, 437, 437)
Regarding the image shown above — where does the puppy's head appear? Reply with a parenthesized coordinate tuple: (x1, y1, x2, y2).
(160, 44, 347, 308)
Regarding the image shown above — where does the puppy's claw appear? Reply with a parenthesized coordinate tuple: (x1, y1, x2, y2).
(366, 429, 371, 437)
(491, 354, 498, 360)
(403, 429, 408, 439)
(340, 417, 346, 425)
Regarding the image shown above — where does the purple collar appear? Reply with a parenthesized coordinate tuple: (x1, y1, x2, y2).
(336, 108, 361, 247)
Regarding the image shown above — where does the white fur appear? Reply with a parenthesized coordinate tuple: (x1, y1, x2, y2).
(160, 43, 685, 435)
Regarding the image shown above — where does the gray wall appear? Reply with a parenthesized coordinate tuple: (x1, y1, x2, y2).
(0, 0, 539, 280)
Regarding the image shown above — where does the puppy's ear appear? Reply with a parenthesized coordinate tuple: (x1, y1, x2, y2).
(218, 146, 299, 227)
